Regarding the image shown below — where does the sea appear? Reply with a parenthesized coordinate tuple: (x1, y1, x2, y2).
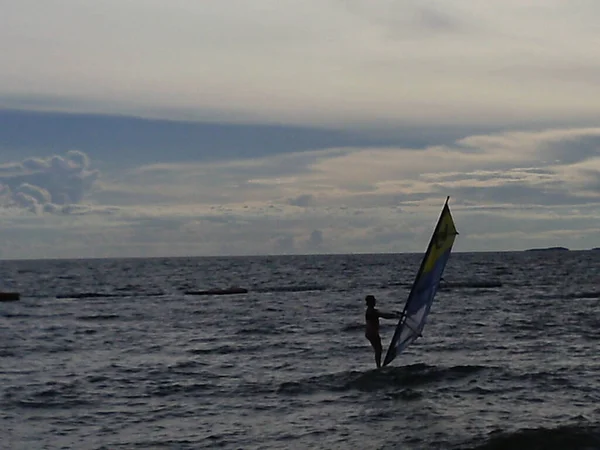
(1, 250, 600, 449)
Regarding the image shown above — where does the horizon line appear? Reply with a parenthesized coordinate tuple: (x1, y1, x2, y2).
(0, 247, 595, 262)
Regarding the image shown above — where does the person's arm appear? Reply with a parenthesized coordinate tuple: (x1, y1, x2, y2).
(378, 310, 402, 320)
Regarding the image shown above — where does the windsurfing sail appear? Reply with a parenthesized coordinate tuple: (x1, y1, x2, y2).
(382, 196, 458, 366)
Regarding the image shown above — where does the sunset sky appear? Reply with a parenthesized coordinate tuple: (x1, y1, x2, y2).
(1, 0, 599, 259)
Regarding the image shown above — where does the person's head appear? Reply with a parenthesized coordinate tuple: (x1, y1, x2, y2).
(365, 295, 376, 307)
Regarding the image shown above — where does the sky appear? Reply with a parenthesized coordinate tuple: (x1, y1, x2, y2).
(1, 0, 600, 259)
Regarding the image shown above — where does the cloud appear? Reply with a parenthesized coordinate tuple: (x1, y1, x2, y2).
(97, 127, 600, 215)
(307, 229, 324, 249)
(288, 194, 316, 207)
(0, 150, 100, 214)
(22, 157, 51, 171)
(87, 125, 600, 256)
(13, 191, 40, 213)
(580, 169, 600, 193)
(274, 235, 295, 253)
(2, 126, 600, 258)
(2, 1, 600, 128)
(17, 183, 52, 204)
(65, 149, 91, 169)
(340, 0, 468, 37)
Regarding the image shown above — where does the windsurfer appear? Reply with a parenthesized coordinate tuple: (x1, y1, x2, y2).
(364, 295, 400, 368)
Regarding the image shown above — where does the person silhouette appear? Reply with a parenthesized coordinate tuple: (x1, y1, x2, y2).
(364, 295, 400, 368)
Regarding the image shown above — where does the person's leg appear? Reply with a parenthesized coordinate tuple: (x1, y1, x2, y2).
(367, 334, 382, 368)
(374, 335, 382, 368)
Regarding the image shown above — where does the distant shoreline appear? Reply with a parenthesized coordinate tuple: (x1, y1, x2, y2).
(524, 246, 570, 252)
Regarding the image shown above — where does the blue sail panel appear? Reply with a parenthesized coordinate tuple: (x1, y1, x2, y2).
(383, 198, 458, 366)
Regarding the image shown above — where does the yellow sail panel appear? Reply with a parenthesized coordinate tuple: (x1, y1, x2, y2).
(422, 205, 458, 274)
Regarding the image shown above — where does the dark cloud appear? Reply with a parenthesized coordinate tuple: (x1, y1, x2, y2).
(519, 168, 555, 175)
(541, 134, 600, 165)
(307, 229, 323, 248)
(580, 169, 600, 193)
(0, 150, 99, 214)
(369, 225, 417, 246)
(493, 63, 600, 89)
(413, 4, 465, 34)
(0, 109, 503, 166)
(274, 235, 295, 253)
(425, 170, 541, 184)
(16, 183, 52, 204)
(340, 0, 468, 38)
(0, 162, 24, 174)
(288, 194, 316, 207)
(13, 191, 39, 212)
(48, 204, 117, 216)
(446, 182, 591, 207)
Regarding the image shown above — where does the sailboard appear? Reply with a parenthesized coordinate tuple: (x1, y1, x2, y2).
(382, 196, 458, 366)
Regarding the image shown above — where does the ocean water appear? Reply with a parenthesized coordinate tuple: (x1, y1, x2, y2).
(1, 251, 600, 449)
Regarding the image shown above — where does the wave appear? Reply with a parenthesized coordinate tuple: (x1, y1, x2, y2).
(186, 344, 262, 355)
(55, 291, 165, 299)
(507, 369, 579, 391)
(74, 328, 98, 336)
(387, 282, 413, 287)
(565, 291, 600, 300)
(184, 287, 248, 296)
(236, 325, 295, 336)
(439, 280, 503, 290)
(3, 381, 92, 409)
(276, 363, 487, 395)
(254, 285, 328, 293)
(76, 314, 120, 321)
(526, 290, 600, 301)
(184, 284, 329, 295)
(55, 292, 119, 299)
(493, 266, 513, 276)
(464, 423, 600, 450)
(1, 312, 33, 318)
(145, 381, 213, 397)
(342, 323, 364, 332)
